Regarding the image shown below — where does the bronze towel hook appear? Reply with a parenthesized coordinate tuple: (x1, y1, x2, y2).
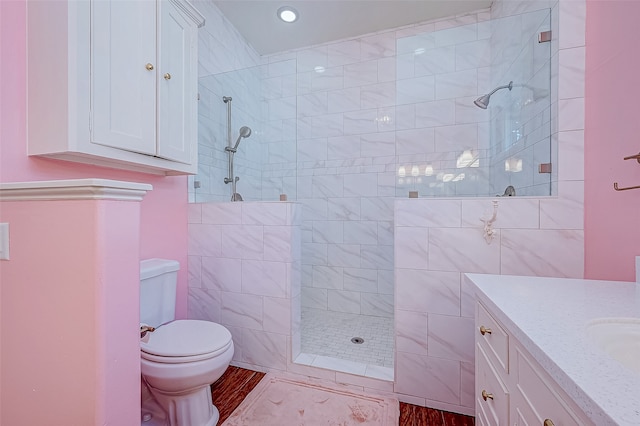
(613, 152, 640, 191)
(613, 182, 640, 191)
(623, 152, 640, 163)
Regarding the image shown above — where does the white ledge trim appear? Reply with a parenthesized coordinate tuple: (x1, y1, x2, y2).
(0, 179, 153, 201)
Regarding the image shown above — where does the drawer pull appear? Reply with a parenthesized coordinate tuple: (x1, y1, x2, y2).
(481, 390, 494, 401)
(543, 420, 555, 426)
(480, 325, 492, 335)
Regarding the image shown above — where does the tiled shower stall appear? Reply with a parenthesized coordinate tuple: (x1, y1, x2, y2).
(188, 0, 585, 416)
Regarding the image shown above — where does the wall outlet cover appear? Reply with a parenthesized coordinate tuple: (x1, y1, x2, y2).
(0, 223, 9, 260)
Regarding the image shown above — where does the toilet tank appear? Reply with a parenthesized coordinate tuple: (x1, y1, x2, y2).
(140, 258, 180, 328)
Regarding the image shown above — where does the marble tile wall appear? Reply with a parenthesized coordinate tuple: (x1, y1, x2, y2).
(186, 0, 585, 417)
(259, 58, 299, 201)
(190, 2, 564, 316)
(393, 195, 583, 414)
(392, 0, 585, 414)
(187, 202, 302, 371)
(393, 12, 493, 199)
(260, 10, 494, 318)
(189, 1, 263, 203)
(196, 67, 265, 202)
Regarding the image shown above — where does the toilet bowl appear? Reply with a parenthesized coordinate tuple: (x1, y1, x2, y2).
(139, 259, 234, 426)
(141, 320, 234, 426)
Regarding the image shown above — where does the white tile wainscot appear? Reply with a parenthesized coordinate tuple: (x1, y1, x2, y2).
(188, 201, 397, 397)
(188, 201, 302, 372)
(468, 273, 640, 425)
(393, 196, 584, 415)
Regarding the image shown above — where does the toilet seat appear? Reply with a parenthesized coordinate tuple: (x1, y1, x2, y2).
(141, 320, 233, 364)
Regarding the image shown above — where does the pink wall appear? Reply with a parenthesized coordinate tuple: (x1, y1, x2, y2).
(0, 199, 142, 425)
(1, 201, 102, 424)
(0, 0, 188, 423)
(584, 1, 640, 281)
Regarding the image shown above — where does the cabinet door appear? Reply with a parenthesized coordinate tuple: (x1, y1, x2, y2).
(156, 0, 196, 164)
(511, 344, 592, 426)
(91, 0, 157, 155)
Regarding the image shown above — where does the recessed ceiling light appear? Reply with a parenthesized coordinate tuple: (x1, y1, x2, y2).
(277, 6, 298, 23)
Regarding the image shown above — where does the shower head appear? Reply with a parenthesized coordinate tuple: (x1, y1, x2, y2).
(473, 94, 492, 110)
(474, 81, 514, 109)
(231, 126, 252, 151)
(239, 126, 252, 138)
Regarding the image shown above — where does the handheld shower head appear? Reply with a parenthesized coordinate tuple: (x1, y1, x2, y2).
(231, 126, 252, 151)
(474, 81, 513, 109)
(239, 126, 252, 138)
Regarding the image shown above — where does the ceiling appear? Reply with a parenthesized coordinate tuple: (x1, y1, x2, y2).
(213, 0, 493, 55)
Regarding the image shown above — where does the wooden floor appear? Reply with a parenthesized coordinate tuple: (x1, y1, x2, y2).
(211, 366, 475, 426)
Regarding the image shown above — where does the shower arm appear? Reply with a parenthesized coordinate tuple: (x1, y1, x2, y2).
(486, 81, 513, 97)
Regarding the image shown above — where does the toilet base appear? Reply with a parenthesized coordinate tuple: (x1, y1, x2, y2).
(147, 384, 219, 426)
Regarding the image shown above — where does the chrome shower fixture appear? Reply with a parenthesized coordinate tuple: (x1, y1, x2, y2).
(224, 124, 252, 201)
(222, 96, 253, 202)
(474, 81, 513, 109)
(229, 126, 252, 152)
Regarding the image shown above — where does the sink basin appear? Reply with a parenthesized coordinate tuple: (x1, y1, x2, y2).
(586, 318, 640, 374)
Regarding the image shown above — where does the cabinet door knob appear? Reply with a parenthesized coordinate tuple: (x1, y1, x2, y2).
(480, 325, 492, 335)
(481, 390, 494, 401)
(543, 420, 555, 426)
(146, 63, 154, 71)
(164, 73, 171, 80)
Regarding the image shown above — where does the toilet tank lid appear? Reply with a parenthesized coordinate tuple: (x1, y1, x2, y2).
(140, 258, 180, 280)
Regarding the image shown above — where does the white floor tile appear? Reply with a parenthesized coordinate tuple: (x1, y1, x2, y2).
(301, 308, 394, 375)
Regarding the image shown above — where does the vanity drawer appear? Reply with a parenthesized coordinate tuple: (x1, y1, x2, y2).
(476, 343, 509, 425)
(477, 302, 509, 374)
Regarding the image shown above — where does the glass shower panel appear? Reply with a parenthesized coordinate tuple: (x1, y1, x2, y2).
(394, 9, 552, 198)
(191, 60, 297, 203)
(261, 59, 299, 202)
(489, 9, 552, 196)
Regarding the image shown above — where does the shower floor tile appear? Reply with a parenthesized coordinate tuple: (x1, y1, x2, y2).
(300, 308, 394, 376)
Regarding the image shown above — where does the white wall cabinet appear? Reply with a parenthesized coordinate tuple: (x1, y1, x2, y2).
(27, 0, 204, 175)
(475, 302, 594, 426)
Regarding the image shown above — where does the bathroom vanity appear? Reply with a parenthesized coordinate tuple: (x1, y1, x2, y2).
(467, 274, 640, 426)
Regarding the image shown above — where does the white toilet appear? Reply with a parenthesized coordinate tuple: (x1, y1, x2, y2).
(140, 259, 234, 426)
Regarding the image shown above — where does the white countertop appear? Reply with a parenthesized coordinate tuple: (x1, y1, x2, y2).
(467, 274, 640, 426)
